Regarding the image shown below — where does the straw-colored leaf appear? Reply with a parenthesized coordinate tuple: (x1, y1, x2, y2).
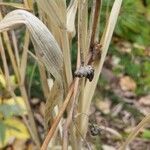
(36, 0, 66, 28)
(119, 114, 150, 150)
(0, 9, 64, 129)
(0, 9, 63, 83)
(0, 2, 30, 10)
(36, 0, 73, 87)
(67, 0, 78, 38)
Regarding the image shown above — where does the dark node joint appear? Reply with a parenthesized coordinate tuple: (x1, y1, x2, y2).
(88, 42, 102, 64)
(74, 65, 94, 82)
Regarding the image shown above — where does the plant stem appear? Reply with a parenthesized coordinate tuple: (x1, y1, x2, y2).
(41, 80, 75, 150)
(90, 0, 101, 46)
(62, 78, 79, 150)
(19, 85, 41, 148)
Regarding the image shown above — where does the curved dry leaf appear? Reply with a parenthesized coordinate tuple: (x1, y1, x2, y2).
(0, 10, 64, 129)
(139, 95, 150, 106)
(36, 0, 73, 87)
(0, 10, 63, 82)
(119, 76, 136, 91)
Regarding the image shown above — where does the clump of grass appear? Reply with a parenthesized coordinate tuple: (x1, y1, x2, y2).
(0, 0, 123, 149)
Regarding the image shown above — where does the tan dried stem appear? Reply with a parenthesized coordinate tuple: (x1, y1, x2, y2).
(41, 80, 75, 150)
(0, 34, 39, 147)
(80, 0, 123, 138)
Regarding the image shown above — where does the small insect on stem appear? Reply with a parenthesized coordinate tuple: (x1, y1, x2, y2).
(74, 65, 94, 82)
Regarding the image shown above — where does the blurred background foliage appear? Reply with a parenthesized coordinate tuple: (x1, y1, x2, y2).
(99, 0, 150, 96)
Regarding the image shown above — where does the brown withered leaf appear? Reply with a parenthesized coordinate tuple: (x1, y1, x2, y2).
(139, 95, 150, 106)
(119, 76, 136, 91)
(95, 98, 111, 114)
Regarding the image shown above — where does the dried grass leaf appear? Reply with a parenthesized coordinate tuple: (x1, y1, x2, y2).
(0, 9, 64, 129)
(67, 0, 78, 37)
(36, 0, 73, 87)
(0, 9, 63, 82)
(36, 0, 66, 28)
(0, 2, 29, 10)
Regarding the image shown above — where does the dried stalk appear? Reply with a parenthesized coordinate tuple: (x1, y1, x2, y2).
(19, 85, 41, 147)
(80, 0, 123, 138)
(36, 0, 73, 87)
(20, 30, 29, 84)
(0, 12, 20, 82)
(0, 34, 39, 147)
(41, 80, 75, 150)
(0, 9, 64, 147)
(79, 0, 102, 137)
(90, 0, 101, 46)
(11, 30, 20, 68)
(62, 78, 79, 150)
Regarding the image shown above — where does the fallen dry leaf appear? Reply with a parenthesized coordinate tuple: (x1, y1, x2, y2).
(39, 102, 45, 117)
(117, 41, 132, 53)
(145, 46, 150, 56)
(111, 55, 120, 67)
(119, 76, 136, 91)
(95, 98, 111, 114)
(102, 145, 116, 150)
(139, 95, 150, 106)
(12, 139, 26, 150)
(31, 98, 40, 105)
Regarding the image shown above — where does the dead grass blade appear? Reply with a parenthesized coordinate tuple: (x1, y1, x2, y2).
(0, 33, 38, 146)
(41, 80, 75, 150)
(0, 9, 64, 135)
(11, 30, 20, 68)
(0, 9, 41, 147)
(67, 0, 78, 38)
(37, 0, 73, 86)
(20, 30, 29, 84)
(0, 2, 30, 10)
(0, 9, 63, 82)
(119, 114, 150, 150)
(24, 0, 33, 10)
(36, 0, 66, 28)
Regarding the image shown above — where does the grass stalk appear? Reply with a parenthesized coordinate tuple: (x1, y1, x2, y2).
(60, 29, 73, 86)
(80, 0, 122, 138)
(11, 30, 20, 68)
(19, 84, 41, 147)
(20, 30, 29, 84)
(0, 14, 20, 82)
(41, 80, 75, 150)
(62, 78, 79, 150)
(119, 114, 150, 150)
(0, 34, 39, 147)
(79, 0, 102, 137)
